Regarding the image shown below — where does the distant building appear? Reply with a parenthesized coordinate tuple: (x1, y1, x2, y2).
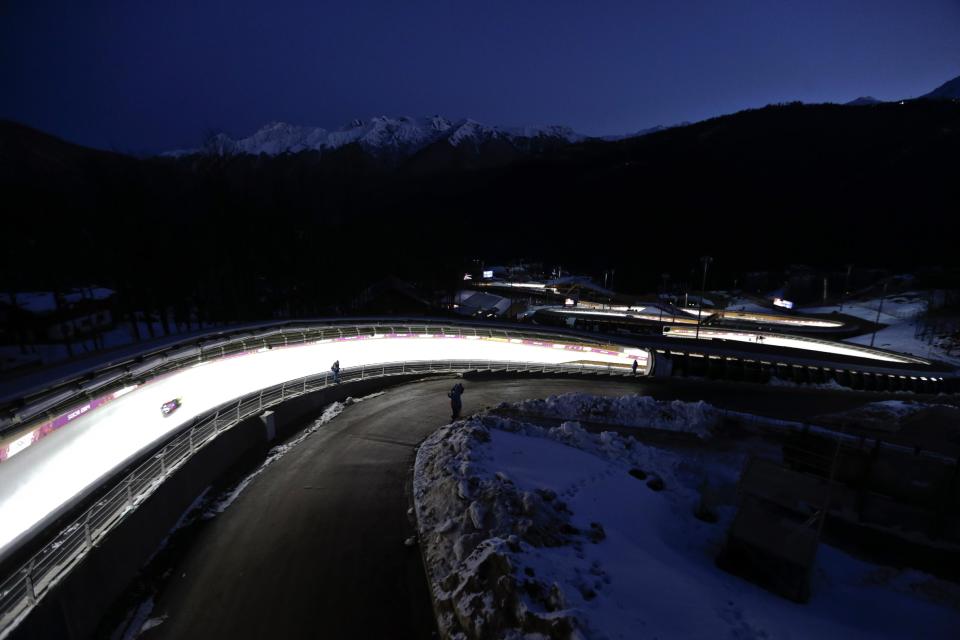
(452, 290, 512, 318)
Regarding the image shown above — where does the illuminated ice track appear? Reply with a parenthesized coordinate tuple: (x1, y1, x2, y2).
(661, 327, 928, 365)
(0, 332, 649, 557)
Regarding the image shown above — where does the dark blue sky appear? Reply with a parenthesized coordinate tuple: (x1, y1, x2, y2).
(2, 0, 958, 153)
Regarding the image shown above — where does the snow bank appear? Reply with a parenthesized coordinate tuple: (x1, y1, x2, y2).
(768, 377, 855, 391)
(499, 393, 720, 439)
(414, 420, 613, 639)
(414, 395, 960, 639)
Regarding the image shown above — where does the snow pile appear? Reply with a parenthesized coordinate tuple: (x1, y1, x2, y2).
(414, 419, 621, 639)
(768, 377, 855, 391)
(499, 393, 720, 439)
(414, 396, 960, 639)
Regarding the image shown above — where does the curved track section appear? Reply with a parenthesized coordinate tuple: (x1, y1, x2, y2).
(140, 377, 648, 640)
(0, 328, 650, 638)
(0, 329, 648, 557)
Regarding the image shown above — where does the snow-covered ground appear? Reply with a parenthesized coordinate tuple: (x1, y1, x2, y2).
(804, 294, 928, 324)
(724, 296, 776, 313)
(502, 393, 719, 439)
(767, 377, 857, 392)
(414, 394, 960, 639)
(801, 293, 960, 366)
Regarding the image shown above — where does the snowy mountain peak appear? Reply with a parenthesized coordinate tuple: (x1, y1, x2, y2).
(168, 115, 588, 158)
(428, 115, 453, 131)
(846, 96, 882, 106)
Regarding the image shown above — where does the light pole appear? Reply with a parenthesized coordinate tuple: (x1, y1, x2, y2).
(695, 256, 713, 340)
(840, 264, 853, 312)
(659, 273, 669, 325)
(870, 281, 888, 348)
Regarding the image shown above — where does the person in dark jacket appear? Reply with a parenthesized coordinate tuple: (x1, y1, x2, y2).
(448, 382, 465, 420)
(632, 359, 639, 376)
(331, 360, 341, 383)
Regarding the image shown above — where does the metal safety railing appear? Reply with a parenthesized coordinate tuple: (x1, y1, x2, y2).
(2, 321, 645, 437)
(0, 358, 636, 638)
(663, 325, 931, 366)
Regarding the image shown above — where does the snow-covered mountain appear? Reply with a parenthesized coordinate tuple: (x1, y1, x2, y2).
(845, 96, 882, 106)
(169, 116, 589, 158)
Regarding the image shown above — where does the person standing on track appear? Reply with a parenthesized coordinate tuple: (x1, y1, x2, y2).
(448, 382, 465, 421)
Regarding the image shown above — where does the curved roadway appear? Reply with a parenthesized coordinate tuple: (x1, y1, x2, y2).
(141, 378, 643, 639)
(134, 375, 950, 640)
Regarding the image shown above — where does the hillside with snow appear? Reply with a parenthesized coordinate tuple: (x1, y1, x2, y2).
(800, 291, 960, 367)
(168, 116, 588, 158)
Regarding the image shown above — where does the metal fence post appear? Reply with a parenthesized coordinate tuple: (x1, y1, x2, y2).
(24, 562, 36, 605)
(84, 511, 93, 550)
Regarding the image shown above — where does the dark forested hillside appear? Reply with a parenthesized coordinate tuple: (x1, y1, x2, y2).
(2, 98, 959, 320)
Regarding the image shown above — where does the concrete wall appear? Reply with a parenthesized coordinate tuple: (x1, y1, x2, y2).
(11, 374, 441, 640)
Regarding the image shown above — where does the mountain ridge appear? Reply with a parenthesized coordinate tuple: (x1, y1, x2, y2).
(921, 74, 960, 101)
(167, 115, 589, 158)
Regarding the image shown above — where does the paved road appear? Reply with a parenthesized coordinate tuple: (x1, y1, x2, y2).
(136, 376, 956, 640)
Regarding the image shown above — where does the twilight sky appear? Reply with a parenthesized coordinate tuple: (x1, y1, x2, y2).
(2, 0, 959, 153)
